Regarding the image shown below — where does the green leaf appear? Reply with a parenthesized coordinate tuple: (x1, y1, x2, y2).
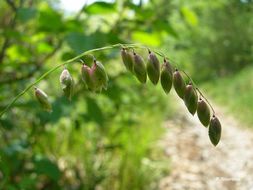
(65, 32, 108, 54)
(181, 7, 198, 26)
(6, 45, 31, 62)
(126, 2, 153, 20)
(19, 176, 36, 189)
(85, 2, 116, 14)
(34, 157, 61, 181)
(36, 42, 54, 54)
(37, 5, 63, 32)
(3, 29, 22, 39)
(65, 32, 90, 53)
(132, 31, 161, 47)
(153, 20, 178, 38)
(17, 8, 37, 22)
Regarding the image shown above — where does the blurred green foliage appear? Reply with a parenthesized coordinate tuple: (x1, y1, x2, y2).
(203, 66, 253, 126)
(167, 0, 253, 80)
(0, 0, 253, 189)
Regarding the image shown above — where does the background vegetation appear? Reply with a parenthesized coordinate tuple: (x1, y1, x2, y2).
(0, 0, 253, 189)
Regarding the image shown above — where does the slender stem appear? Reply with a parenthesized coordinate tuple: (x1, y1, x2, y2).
(196, 88, 216, 116)
(0, 43, 216, 118)
(181, 70, 195, 85)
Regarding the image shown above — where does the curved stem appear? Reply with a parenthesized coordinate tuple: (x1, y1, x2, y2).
(181, 71, 215, 115)
(196, 88, 216, 116)
(0, 43, 216, 118)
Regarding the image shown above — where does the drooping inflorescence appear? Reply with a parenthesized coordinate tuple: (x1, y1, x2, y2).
(0, 44, 222, 146)
(120, 48, 221, 146)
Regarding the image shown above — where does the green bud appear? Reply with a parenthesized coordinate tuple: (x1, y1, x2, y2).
(146, 51, 160, 85)
(133, 52, 147, 83)
(81, 64, 94, 90)
(160, 59, 173, 94)
(184, 84, 198, 115)
(91, 60, 108, 91)
(34, 87, 52, 112)
(209, 116, 222, 146)
(197, 99, 211, 127)
(60, 68, 74, 100)
(173, 70, 186, 99)
(121, 48, 134, 72)
(82, 54, 95, 67)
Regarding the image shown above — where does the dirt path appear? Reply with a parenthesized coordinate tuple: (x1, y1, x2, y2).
(159, 101, 253, 190)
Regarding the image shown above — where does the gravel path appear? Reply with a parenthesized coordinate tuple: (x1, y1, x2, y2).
(159, 102, 253, 190)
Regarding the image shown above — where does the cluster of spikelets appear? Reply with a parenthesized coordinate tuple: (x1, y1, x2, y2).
(34, 47, 221, 146)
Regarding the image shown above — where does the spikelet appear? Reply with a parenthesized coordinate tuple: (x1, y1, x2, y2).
(160, 59, 173, 94)
(34, 87, 52, 112)
(209, 116, 222, 146)
(91, 60, 108, 91)
(81, 64, 94, 90)
(197, 98, 211, 127)
(60, 68, 74, 100)
(133, 52, 147, 83)
(184, 83, 198, 115)
(146, 51, 160, 85)
(173, 69, 186, 99)
(121, 48, 134, 72)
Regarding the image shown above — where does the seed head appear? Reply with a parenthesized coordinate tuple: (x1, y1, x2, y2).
(60, 68, 74, 100)
(209, 116, 222, 146)
(184, 83, 198, 115)
(160, 59, 173, 94)
(81, 64, 94, 90)
(146, 51, 160, 85)
(173, 70, 186, 99)
(121, 48, 134, 72)
(133, 52, 147, 84)
(91, 60, 108, 92)
(197, 98, 211, 127)
(34, 87, 52, 112)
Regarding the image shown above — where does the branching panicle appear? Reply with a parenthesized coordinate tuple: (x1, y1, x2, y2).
(0, 43, 222, 146)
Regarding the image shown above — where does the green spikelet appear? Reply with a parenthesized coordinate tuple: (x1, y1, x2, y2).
(34, 87, 52, 112)
(184, 83, 198, 115)
(197, 98, 211, 127)
(209, 116, 222, 146)
(82, 54, 95, 67)
(133, 52, 147, 83)
(173, 69, 186, 99)
(91, 60, 108, 91)
(60, 68, 74, 100)
(121, 48, 134, 72)
(160, 59, 173, 94)
(81, 64, 94, 90)
(146, 51, 160, 85)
